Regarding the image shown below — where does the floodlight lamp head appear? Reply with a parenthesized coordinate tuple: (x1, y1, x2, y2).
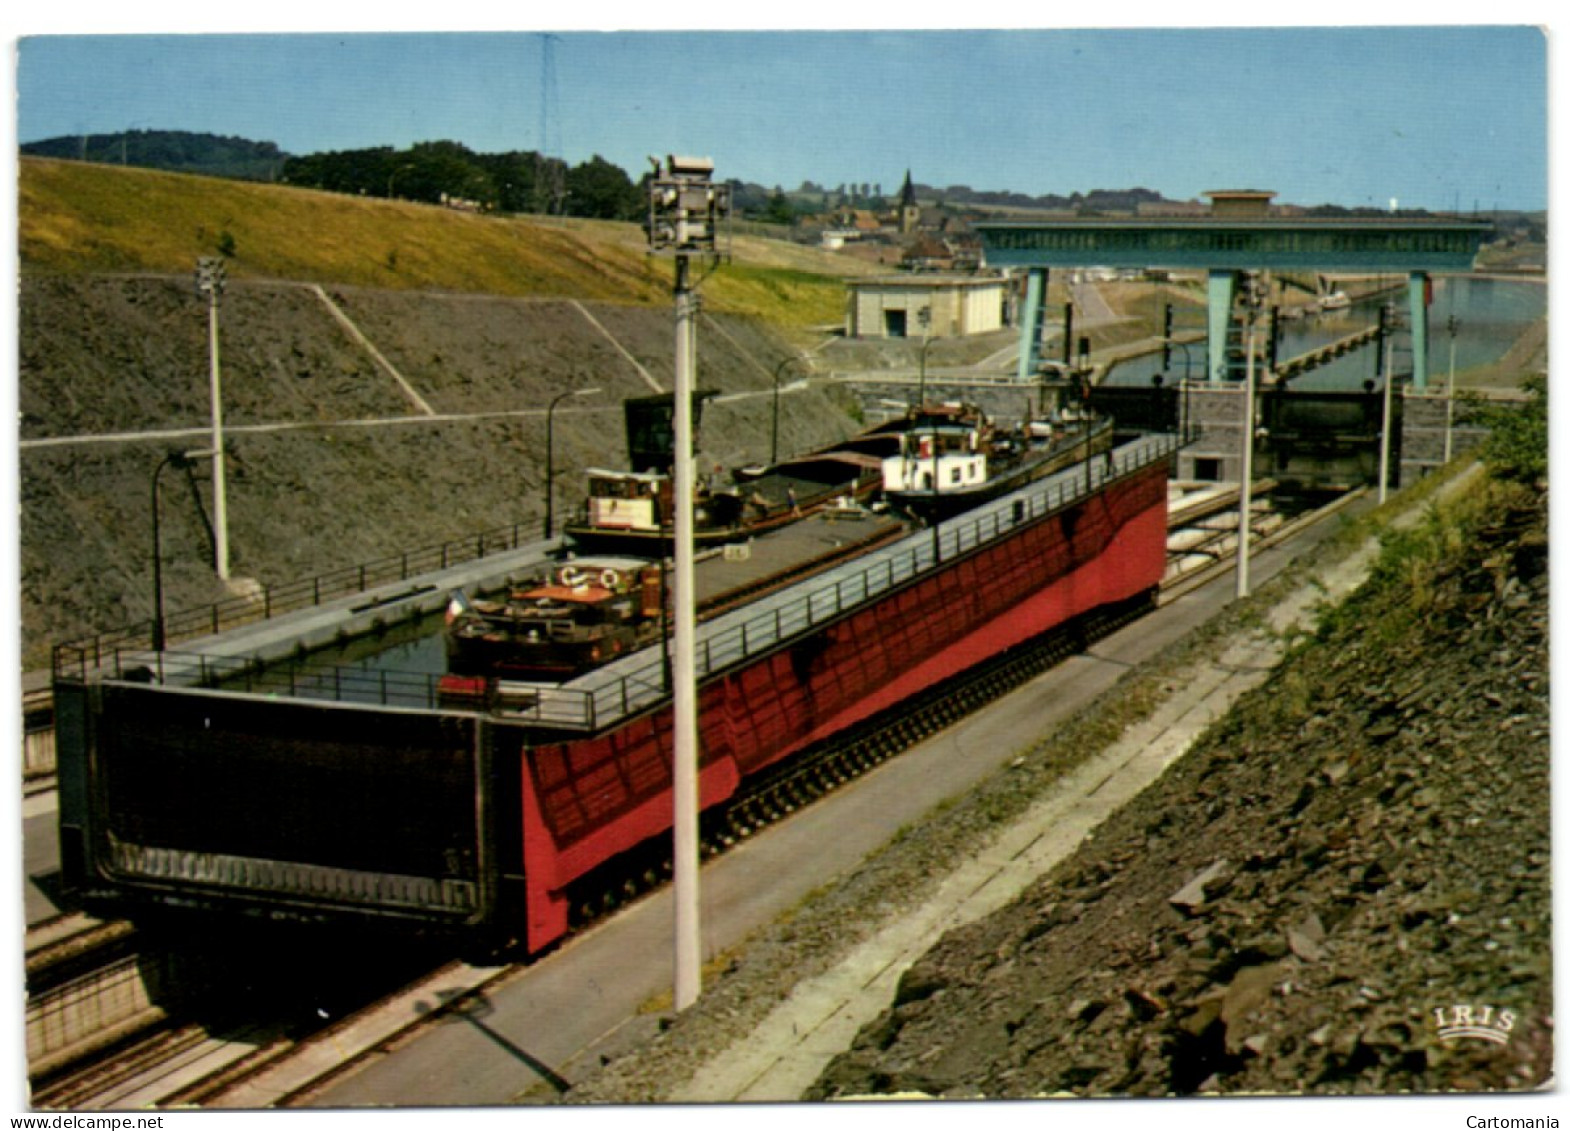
(194, 256, 227, 298)
(665, 155, 715, 180)
(646, 153, 729, 256)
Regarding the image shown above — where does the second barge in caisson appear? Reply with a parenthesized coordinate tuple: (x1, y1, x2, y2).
(52, 432, 1177, 954)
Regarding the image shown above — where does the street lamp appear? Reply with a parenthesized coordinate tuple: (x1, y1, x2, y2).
(543, 386, 602, 540)
(770, 356, 807, 466)
(916, 334, 938, 409)
(1236, 272, 1267, 599)
(1162, 337, 1197, 442)
(1377, 304, 1403, 505)
(194, 257, 230, 581)
(1444, 313, 1460, 463)
(150, 449, 213, 653)
(917, 331, 942, 509)
(914, 307, 935, 409)
(648, 154, 731, 1012)
(1163, 337, 1196, 383)
(121, 122, 145, 165)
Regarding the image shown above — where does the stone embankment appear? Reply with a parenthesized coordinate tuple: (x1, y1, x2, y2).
(18, 275, 860, 665)
(809, 484, 1550, 1099)
(555, 470, 1549, 1105)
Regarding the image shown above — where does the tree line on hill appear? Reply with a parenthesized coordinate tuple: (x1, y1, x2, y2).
(20, 129, 1545, 235)
(18, 129, 1187, 224)
(279, 139, 645, 219)
(22, 129, 288, 182)
(926, 183, 1169, 213)
(20, 129, 793, 224)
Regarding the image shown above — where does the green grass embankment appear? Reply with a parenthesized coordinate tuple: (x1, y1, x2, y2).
(19, 156, 854, 328)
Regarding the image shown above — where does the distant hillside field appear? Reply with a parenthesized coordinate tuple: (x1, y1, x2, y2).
(19, 157, 873, 327)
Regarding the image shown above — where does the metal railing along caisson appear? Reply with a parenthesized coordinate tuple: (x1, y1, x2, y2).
(51, 519, 547, 683)
(54, 435, 1182, 734)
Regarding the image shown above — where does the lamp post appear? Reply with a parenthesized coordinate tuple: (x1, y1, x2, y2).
(916, 322, 939, 532)
(770, 356, 806, 466)
(1444, 314, 1460, 463)
(1236, 273, 1266, 600)
(150, 449, 214, 653)
(1163, 337, 1196, 383)
(543, 386, 602, 540)
(1080, 358, 1095, 497)
(648, 154, 731, 1012)
(916, 333, 937, 409)
(1377, 304, 1401, 505)
(908, 305, 935, 425)
(1162, 337, 1196, 441)
(121, 122, 145, 166)
(195, 257, 230, 581)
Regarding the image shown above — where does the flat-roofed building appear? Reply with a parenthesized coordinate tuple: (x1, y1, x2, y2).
(846, 274, 1010, 339)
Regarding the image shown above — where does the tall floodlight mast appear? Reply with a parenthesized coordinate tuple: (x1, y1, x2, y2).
(646, 155, 732, 1011)
(535, 34, 566, 215)
(195, 257, 231, 580)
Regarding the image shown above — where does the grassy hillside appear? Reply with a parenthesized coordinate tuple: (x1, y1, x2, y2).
(19, 157, 869, 327)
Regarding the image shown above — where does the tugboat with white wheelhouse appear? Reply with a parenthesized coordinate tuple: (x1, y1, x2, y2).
(880, 402, 1114, 522)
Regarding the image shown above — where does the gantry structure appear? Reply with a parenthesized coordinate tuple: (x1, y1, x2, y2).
(975, 191, 1494, 390)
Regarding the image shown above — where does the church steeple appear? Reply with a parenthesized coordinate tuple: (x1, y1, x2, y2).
(898, 170, 920, 234)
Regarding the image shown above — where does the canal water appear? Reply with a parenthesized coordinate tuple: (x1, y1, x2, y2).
(231, 605, 451, 701)
(1106, 276, 1546, 390)
(321, 622, 448, 676)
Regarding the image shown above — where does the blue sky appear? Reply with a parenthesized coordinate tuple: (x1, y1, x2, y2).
(11, 17, 1550, 212)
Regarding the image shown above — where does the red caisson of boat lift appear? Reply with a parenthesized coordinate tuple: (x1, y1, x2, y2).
(512, 462, 1167, 950)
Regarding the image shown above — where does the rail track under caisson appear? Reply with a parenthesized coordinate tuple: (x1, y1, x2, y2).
(25, 924, 456, 1110)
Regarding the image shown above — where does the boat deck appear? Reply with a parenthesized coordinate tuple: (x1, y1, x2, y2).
(501, 433, 1181, 730)
(693, 509, 905, 608)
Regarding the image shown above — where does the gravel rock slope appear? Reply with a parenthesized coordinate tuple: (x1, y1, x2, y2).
(808, 487, 1550, 1099)
(18, 275, 862, 665)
